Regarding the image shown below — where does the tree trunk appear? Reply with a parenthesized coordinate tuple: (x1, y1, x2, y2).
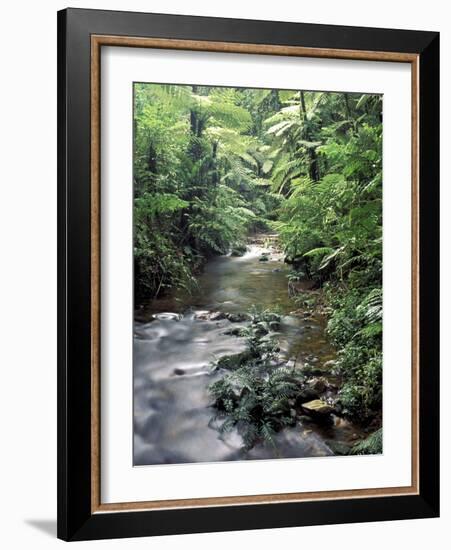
(189, 85, 204, 163)
(344, 93, 356, 133)
(300, 91, 320, 182)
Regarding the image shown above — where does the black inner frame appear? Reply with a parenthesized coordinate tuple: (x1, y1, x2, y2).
(57, 8, 439, 541)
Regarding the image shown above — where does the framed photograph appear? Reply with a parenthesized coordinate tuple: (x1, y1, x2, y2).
(57, 8, 439, 541)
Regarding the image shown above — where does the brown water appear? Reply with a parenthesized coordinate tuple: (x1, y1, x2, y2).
(133, 242, 362, 465)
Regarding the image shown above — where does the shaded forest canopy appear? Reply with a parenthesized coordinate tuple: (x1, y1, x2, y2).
(134, 83, 382, 426)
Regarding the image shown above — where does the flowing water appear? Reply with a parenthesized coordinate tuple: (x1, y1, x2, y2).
(134, 240, 362, 465)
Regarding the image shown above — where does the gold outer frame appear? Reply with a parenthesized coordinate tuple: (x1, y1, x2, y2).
(90, 35, 419, 514)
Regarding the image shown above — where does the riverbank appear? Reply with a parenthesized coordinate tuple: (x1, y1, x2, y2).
(134, 236, 374, 465)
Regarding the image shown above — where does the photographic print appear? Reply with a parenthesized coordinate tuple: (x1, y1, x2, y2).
(133, 83, 383, 466)
(58, 11, 439, 539)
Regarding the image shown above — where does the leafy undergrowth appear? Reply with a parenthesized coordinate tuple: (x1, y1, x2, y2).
(350, 428, 382, 455)
(208, 306, 382, 455)
(209, 308, 305, 449)
(209, 365, 302, 450)
(327, 287, 382, 423)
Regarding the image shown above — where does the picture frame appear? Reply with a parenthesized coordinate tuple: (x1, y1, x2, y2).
(57, 7, 439, 541)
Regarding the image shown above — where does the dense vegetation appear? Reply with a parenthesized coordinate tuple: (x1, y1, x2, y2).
(134, 83, 383, 444)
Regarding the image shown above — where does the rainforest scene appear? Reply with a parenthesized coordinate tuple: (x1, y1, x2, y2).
(133, 83, 383, 465)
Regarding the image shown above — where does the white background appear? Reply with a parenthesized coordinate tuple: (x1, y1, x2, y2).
(0, 0, 448, 548)
(102, 48, 412, 503)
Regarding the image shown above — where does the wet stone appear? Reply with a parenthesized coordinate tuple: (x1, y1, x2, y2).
(295, 387, 320, 406)
(226, 312, 249, 322)
(302, 399, 334, 416)
(209, 311, 226, 321)
(307, 377, 330, 394)
(194, 310, 211, 320)
(152, 312, 181, 321)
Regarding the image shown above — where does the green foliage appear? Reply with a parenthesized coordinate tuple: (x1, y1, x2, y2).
(134, 82, 383, 428)
(273, 92, 382, 287)
(135, 193, 189, 219)
(213, 308, 281, 371)
(133, 83, 277, 299)
(266, 91, 383, 424)
(188, 186, 256, 254)
(350, 428, 383, 455)
(209, 309, 301, 449)
(209, 365, 301, 449)
(327, 288, 382, 421)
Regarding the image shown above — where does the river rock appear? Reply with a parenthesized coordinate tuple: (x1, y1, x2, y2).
(259, 255, 269, 262)
(223, 327, 245, 337)
(194, 310, 227, 321)
(194, 310, 210, 320)
(307, 377, 330, 394)
(152, 312, 181, 321)
(210, 311, 226, 321)
(301, 399, 334, 417)
(226, 312, 249, 322)
(230, 244, 247, 256)
(295, 387, 320, 406)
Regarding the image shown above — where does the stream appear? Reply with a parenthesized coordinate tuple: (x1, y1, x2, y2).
(134, 238, 363, 465)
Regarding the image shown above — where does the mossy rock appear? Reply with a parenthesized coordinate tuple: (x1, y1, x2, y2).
(209, 311, 226, 321)
(295, 387, 320, 406)
(226, 312, 250, 323)
(216, 351, 252, 370)
(301, 399, 334, 416)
